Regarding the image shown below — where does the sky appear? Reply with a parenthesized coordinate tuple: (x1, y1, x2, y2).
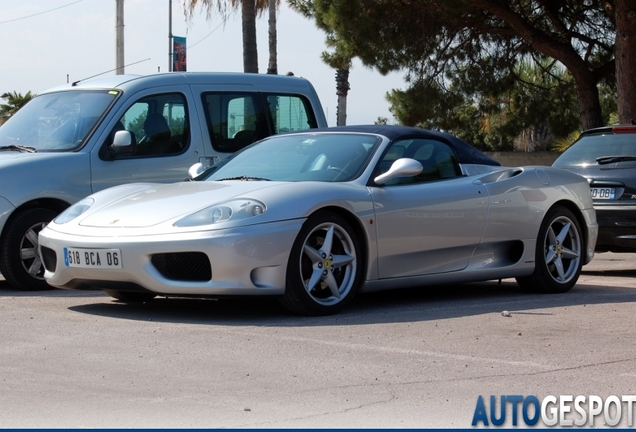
(0, 0, 409, 126)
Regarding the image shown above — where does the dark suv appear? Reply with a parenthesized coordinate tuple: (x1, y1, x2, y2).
(553, 125, 636, 252)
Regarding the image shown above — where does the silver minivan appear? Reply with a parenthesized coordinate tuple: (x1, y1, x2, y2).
(0, 72, 327, 290)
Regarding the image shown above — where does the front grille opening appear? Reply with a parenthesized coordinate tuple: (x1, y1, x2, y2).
(151, 252, 211, 282)
(41, 246, 57, 272)
(508, 240, 524, 264)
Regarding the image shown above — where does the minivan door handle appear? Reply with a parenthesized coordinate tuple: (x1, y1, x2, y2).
(199, 156, 220, 168)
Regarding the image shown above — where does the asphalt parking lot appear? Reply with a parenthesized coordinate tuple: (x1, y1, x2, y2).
(0, 252, 635, 428)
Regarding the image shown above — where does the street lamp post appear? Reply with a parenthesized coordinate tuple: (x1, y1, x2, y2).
(116, 0, 125, 74)
(168, 0, 173, 72)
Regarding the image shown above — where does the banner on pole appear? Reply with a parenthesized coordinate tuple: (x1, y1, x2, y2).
(173, 36, 187, 71)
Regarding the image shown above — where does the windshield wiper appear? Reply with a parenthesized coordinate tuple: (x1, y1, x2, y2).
(217, 176, 270, 181)
(0, 144, 37, 153)
(596, 155, 636, 165)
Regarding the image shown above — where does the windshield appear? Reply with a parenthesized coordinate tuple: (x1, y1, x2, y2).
(554, 133, 636, 167)
(200, 133, 380, 182)
(0, 90, 119, 152)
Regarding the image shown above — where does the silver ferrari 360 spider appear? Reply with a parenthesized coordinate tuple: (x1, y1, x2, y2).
(39, 125, 598, 315)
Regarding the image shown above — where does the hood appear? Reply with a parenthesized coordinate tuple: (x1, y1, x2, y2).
(0, 151, 44, 166)
(79, 180, 279, 228)
(0, 151, 78, 168)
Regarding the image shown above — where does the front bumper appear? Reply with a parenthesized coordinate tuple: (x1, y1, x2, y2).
(39, 219, 304, 296)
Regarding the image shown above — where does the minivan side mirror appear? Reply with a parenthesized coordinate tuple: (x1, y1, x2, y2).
(110, 130, 136, 157)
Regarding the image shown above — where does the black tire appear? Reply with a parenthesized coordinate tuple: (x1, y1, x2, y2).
(104, 290, 157, 303)
(516, 206, 583, 293)
(0, 208, 58, 291)
(280, 211, 363, 316)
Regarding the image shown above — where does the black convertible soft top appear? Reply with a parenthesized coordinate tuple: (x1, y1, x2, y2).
(306, 125, 501, 166)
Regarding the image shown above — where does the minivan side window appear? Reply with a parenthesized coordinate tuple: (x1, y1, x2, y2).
(265, 94, 318, 133)
(202, 92, 267, 153)
(202, 92, 319, 153)
(110, 92, 189, 158)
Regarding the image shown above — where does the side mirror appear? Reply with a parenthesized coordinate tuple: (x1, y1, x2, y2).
(188, 162, 205, 179)
(110, 130, 136, 157)
(374, 158, 423, 185)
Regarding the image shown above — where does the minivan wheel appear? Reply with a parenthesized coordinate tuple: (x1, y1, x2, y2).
(0, 208, 58, 291)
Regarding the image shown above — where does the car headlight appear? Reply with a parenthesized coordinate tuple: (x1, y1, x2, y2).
(54, 197, 94, 224)
(174, 198, 266, 227)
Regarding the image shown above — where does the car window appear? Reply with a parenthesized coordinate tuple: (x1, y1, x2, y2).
(200, 133, 379, 182)
(202, 92, 268, 153)
(265, 94, 318, 133)
(554, 134, 636, 167)
(201, 92, 320, 154)
(0, 90, 119, 152)
(110, 92, 189, 158)
(375, 138, 461, 185)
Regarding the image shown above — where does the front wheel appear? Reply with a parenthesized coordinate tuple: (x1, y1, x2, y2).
(516, 206, 583, 293)
(280, 211, 363, 316)
(0, 208, 58, 291)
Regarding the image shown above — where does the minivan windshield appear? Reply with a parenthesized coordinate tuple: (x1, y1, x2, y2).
(0, 90, 119, 152)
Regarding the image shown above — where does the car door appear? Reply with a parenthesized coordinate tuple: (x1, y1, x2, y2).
(370, 138, 489, 278)
(89, 85, 205, 192)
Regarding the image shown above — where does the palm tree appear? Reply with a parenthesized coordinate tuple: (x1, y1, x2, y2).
(322, 47, 352, 126)
(185, 0, 277, 74)
(288, 1, 353, 126)
(240, 0, 258, 72)
(266, 0, 277, 75)
(0, 91, 33, 121)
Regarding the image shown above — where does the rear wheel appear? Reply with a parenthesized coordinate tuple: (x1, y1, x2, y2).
(104, 290, 157, 303)
(516, 206, 583, 293)
(280, 211, 362, 316)
(0, 208, 58, 291)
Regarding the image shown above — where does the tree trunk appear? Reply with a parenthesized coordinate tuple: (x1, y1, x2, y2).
(615, 0, 636, 123)
(471, 0, 605, 130)
(267, 0, 278, 75)
(335, 68, 350, 126)
(242, 0, 259, 73)
(570, 66, 604, 130)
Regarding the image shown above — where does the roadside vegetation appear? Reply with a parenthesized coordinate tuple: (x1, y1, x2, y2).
(288, 0, 630, 152)
(0, 91, 33, 125)
(5, 1, 633, 152)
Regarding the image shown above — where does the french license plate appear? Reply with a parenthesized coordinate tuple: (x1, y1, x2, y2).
(64, 247, 122, 268)
(590, 187, 615, 200)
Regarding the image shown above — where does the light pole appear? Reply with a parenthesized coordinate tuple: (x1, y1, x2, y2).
(116, 0, 125, 74)
(168, 0, 173, 72)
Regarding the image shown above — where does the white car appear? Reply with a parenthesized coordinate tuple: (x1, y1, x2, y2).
(39, 126, 598, 316)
